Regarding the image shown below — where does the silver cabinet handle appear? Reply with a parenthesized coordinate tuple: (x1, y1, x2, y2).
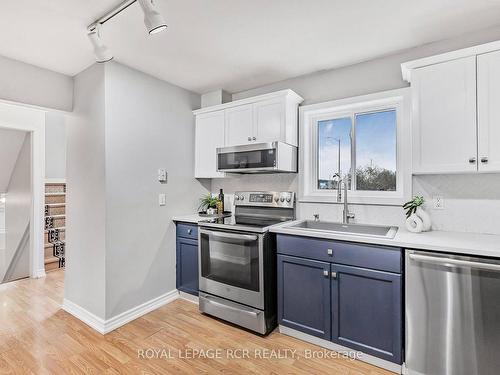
(247, 136, 252, 141)
(252, 136, 256, 141)
(200, 229, 258, 241)
(187, 229, 192, 234)
(331, 271, 337, 279)
(469, 157, 477, 164)
(409, 253, 500, 272)
(481, 157, 489, 163)
(323, 270, 329, 277)
(327, 249, 333, 256)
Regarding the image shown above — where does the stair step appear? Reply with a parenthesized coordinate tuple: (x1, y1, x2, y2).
(45, 184, 66, 194)
(45, 194, 66, 204)
(44, 256, 59, 265)
(45, 258, 61, 272)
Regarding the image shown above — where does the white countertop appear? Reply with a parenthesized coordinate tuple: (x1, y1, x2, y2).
(172, 214, 208, 224)
(270, 220, 500, 258)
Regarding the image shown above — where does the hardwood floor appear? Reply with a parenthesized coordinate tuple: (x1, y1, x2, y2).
(0, 271, 393, 374)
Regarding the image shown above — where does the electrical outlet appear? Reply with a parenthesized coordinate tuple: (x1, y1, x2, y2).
(432, 196, 444, 210)
(158, 193, 166, 206)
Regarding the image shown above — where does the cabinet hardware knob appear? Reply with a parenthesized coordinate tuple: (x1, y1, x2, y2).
(323, 270, 329, 277)
(252, 137, 257, 141)
(481, 157, 489, 163)
(327, 249, 333, 256)
(331, 271, 337, 279)
(469, 157, 477, 164)
(247, 136, 252, 141)
(187, 229, 192, 234)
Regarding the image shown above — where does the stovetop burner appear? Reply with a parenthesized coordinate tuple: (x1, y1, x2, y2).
(198, 191, 295, 233)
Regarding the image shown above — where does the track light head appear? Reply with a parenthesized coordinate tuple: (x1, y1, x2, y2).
(87, 25, 113, 63)
(138, 0, 167, 34)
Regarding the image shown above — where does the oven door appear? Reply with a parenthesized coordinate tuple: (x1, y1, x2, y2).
(198, 228, 264, 309)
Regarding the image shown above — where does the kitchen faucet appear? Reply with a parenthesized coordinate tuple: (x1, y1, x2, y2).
(335, 174, 355, 224)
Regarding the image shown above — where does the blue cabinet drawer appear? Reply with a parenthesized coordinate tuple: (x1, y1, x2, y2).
(176, 223, 198, 240)
(277, 235, 401, 274)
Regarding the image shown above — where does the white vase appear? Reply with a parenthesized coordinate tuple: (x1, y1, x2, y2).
(416, 207, 432, 232)
(406, 213, 424, 233)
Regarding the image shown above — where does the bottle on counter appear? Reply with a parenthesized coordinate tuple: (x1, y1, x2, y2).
(217, 189, 224, 215)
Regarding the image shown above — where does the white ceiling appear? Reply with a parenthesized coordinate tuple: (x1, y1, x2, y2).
(2, 0, 500, 94)
(0, 128, 27, 192)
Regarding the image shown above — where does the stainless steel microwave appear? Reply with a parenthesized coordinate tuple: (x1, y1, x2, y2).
(216, 141, 297, 173)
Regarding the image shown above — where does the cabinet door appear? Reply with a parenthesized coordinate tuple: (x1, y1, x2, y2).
(478, 50, 500, 172)
(412, 56, 477, 173)
(253, 98, 285, 143)
(176, 236, 199, 296)
(331, 264, 402, 364)
(225, 104, 253, 146)
(277, 255, 331, 340)
(195, 111, 225, 178)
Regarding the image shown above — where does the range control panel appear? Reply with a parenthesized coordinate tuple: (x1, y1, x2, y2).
(234, 191, 295, 207)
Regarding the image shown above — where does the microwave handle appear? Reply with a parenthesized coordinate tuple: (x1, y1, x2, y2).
(200, 229, 258, 242)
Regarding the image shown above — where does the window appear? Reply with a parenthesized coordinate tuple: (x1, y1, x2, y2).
(300, 89, 410, 205)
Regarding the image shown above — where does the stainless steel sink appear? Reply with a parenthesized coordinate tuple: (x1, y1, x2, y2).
(289, 220, 398, 239)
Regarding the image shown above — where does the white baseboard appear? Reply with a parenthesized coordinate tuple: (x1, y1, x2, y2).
(279, 325, 402, 374)
(104, 290, 179, 333)
(63, 289, 179, 335)
(62, 299, 106, 334)
(33, 268, 46, 278)
(179, 291, 199, 304)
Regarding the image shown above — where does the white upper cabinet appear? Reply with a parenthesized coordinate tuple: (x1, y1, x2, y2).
(253, 98, 286, 143)
(193, 89, 303, 178)
(402, 40, 500, 174)
(194, 110, 225, 178)
(410, 56, 477, 174)
(225, 104, 254, 145)
(477, 50, 500, 172)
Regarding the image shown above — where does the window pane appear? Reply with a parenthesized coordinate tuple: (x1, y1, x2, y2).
(317, 117, 352, 190)
(355, 110, 397, 191)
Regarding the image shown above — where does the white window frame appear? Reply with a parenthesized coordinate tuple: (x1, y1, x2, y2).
(299, 88, 411, 206)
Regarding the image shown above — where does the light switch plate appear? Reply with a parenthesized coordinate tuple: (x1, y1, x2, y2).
(432, 196, 444, 210)
(159, 193, 166, 206)
(158, 169, 167, 183)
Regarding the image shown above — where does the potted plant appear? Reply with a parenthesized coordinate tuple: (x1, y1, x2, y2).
(199, 193, 218, 215)
(403, 196, 431, 232)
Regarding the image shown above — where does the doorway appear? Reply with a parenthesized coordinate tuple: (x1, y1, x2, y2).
(0, 129, 31, 283)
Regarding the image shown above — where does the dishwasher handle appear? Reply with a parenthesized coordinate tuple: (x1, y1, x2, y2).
(409, 253, 500, 272)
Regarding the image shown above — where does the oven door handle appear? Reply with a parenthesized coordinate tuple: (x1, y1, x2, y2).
(200, 229, 258, 241)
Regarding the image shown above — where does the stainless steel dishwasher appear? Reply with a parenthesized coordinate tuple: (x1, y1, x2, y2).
(406, 249, 500, 375)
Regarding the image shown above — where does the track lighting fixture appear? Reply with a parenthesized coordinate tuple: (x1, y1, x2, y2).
(138, 0, 168, 34)
(87, 24, 113, 63)
(87, 0, 167, 63)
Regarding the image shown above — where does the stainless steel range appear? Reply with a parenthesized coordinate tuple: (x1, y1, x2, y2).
(198, 191, 295, 335)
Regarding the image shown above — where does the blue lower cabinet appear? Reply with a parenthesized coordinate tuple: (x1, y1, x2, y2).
(176, 225, 199, 296)
(331, 264, 402, 364)
(277, 255, 331, 340)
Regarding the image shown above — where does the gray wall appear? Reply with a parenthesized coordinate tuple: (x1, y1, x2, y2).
(2, 134, 31, 282)
(104, 62, 207, 319)
(45, 112, 67, 179)
(214, 24, 500, 235)
(0, 55, 73, 111)
(65, 61, 207, 320)
(65, 64, 107, 319)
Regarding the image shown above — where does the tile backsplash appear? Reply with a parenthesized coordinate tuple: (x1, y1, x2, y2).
(211, 173, 500, 235)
